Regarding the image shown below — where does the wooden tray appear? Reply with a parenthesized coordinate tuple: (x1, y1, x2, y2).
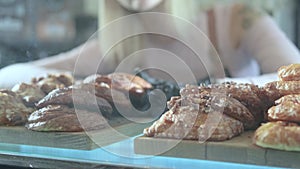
(134, 131, 300, 168)
(0, 117, 150, 150)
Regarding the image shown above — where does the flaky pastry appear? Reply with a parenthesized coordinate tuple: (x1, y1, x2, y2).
(278, 63, 300, 81)
(253, 121, 300, 151)
(268, 94, 300, 123)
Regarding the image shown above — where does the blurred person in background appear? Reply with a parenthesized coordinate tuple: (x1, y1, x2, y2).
(0, 0, 299, 88)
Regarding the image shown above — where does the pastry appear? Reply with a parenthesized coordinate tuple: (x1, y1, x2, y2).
(167, 96, 181, 110)
(144, 84, 246, 141)
(252, 64, 300, 152)
(267, 94, 300, 123)
(261, 86, 282, 108)
(170, 85, 256, 129)
(278, 63, 300, 81)
(84, 73, 152, 108)
(26, 105, 108, 132)
(0, 90, 34, 126)
(264, 81, 300, 96)
(107, 72, 153, 91)
(210, 82, 267, 125)
(32, 73, 74, 94)
(83, 73, 152, 92)
(36, 84, 113, 114)
(274, 94, 300, 104)
(11, 83, 45, 107)
(36, 87, 74, 108)
(143, 106, 244, 141)
(253, 121, 300, 151)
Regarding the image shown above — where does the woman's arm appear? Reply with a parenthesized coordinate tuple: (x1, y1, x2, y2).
(234, 4, 300, 74)
(0, 63, 62, 89)
(0, 38, 101, 88)
(32, 38, 101, 77)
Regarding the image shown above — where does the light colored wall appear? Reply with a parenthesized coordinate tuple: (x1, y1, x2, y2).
(83, 0, 98, 17)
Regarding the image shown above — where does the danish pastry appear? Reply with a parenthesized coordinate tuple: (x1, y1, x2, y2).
(264, 81, 300, 96)
(278, 63, 300, 81)
(253, 121, 300, 151)
(274, 94, 300, 105)
(267, 94, 300, 123)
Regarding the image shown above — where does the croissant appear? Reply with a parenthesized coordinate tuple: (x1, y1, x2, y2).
(144, 82, 270, 141)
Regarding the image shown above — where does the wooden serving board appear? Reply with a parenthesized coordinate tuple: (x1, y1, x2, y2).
(134, 131, 300, 168)
(0, 117, 150, 150)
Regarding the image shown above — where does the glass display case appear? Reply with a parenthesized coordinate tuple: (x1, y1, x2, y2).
(0, 0, 299, 169)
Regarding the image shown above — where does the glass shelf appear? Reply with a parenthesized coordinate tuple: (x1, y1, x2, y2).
(0, 135, 286, 169)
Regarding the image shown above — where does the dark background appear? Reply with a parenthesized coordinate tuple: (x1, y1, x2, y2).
(0, 0, 98, 69)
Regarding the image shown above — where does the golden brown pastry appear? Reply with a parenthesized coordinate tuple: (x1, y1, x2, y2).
(168, 85, 256, 129)
(36, 84, 114, 116)
(267, 94, 300, 123)
(31, 73, 74, 94)
(201, 83, 268, 128)
(205, 113, 244, 141)
(167, 96, 181, 110)
(264, 81, 300, 96)
(36, 87, 74, 108)
(26, 105, 108, 132)
(12, 83, 45, 107)
(84, 73, 152, 108)
(83, 73, 152, 92)
(253, 64, 300, 151)
(0, 90, 34, 126)
(274, 94, 300, 104)
(253, 121, 300, 151)
(37, 83, 133, 117)
(262, 64, 300, 105)
(143, 106, 244, 141)
(107, 72, 153, 91)
(144, 84, 245, 141)
(278, 63, 300, 81)
(221, 95, 256, 129)
(209, 82, 268, 126)
(261, 86, 282, 108)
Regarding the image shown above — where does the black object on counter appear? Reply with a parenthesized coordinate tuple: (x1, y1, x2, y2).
(136, 68, 211, 101)
(135, 69, 181, 102)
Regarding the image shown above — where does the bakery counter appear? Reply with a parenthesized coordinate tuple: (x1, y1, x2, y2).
(0, 135, 286, 169)
(1, 65, 300, 169)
